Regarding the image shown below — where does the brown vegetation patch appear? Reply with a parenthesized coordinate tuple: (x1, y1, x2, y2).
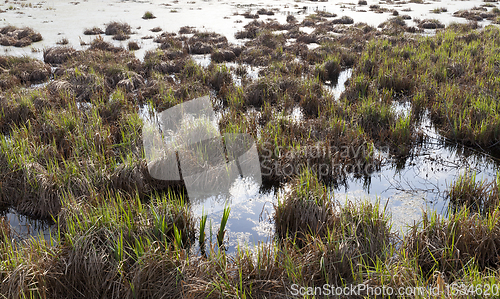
(113, 32, 130, 41)
(105, 21, 132, 36)
(89, 36, 125, 53)
(179, 26, 196, 34)
(454, 7, 498, 21)
(0, 95, 35, 133)
(83, 26, 104, 35)
(127, 41, 140, 51)
(378, 16, 422, 34)
(44, 46, 77, 65)
(447, 173, 499, 214)
(0, 56, 51, 85)
(257, 8, 275, 16)
(187, 32, 228, 54)
(417, 18, 445, 29)
(0, 26, 42, 47)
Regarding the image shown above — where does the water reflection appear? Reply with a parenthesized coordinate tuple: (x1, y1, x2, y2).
(335, 113, 500, 233)
(1, 209, 54, 242)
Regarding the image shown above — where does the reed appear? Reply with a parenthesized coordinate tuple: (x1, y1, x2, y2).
(217, 204, 231, 248)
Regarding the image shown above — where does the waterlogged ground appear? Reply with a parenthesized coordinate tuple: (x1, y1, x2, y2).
(2, 0, 500, 254)
(1, 0, 495, 60)
(139, 69, 500, 253)
(335, 107, 500, 232)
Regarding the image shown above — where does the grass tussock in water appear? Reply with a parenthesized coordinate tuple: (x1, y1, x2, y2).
(447, 171, 499, 215)
(83, 26, 104, 35)
(43, 46, 76, 65)
(274, 168, 334, 244)
(0, 26, 42, 47)
(405, 208, 500, 280)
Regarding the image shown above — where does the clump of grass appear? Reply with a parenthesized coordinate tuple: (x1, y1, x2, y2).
(274, 168, 333, 245)
(127, 250, 184, 298)
(179, 26, 196, 34)
(389, 112, 417, 156)
(356, 95, 394, 138)
(0, 26, 42, 47)
(206, 64, 233, 96)
(113, 32, 130, 41)
(83, 26, 104, 35)
(418, 18, 445, 29)
(150, 26, 162, 32)
(447, 172, 499, 214)
(330, 15, 354, 24)
(89, 35, 124, 52)
(431, 7, 448, 14)
(211, 48, 237, 63)
(405, 208, 500, 279)
(105, 21, 132, 36)
(56, 37, 69, 45)
(257, 8, 274, 16)
(287, 199, 394, 287)
(127, 41, 140, 51)
(142, 11, 156, 19)
(315, 56, 341, 83)
(0, 56, 51, 85)
(43, 46, 76, 65)
(242, 11, 259, 19)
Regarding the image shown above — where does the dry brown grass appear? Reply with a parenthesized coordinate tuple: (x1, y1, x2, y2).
(0, 56, 51, 85)
(405, 208, 500, 279)
(105, 21, 132, 36)
(127, 41, 140, 51)
(127, 250, 184, 298)
(0, 96, 35, 133)
(274, 168, 333, 246)
(447, 172, 499, 215)
(0, 26, 42, 47)
(43, 46, 76, 65)
(184, 244, 290, 298)
(46, 228, 123, 298)
(83, 27, 104, 35)
(89, 36, 125, 53)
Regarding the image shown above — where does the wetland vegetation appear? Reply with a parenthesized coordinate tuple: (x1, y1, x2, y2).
(2, 9, 500, 298)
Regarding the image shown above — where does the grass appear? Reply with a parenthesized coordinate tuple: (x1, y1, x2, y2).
(217, 204, 230, 248)
(105, 21, 132, 36)
(345, 26, 500, 150)
(431, 7, 448, 14)
(127, 41, 140, 51)
(83, 26, 104, 35)
(142, 11, 156, 19)
(447, 171, 499, 214)
(1, 15, 500, 299)
(405, 207, 500, 279)
(0, 26, 42, 47)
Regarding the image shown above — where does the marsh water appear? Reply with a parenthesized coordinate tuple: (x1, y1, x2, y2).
(3, 0, 500, 252)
